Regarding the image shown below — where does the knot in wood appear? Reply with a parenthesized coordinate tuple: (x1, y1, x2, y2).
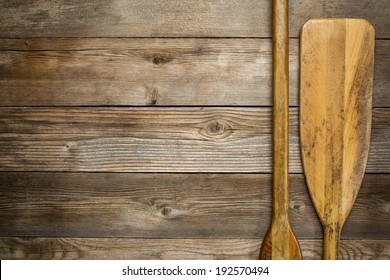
(147, 199, 177, 219)
(291, 201, 305, 214)
(150, 53, 174, 65)
(161, 207, 171, 217)
(207, 121, 224, 135)
(198, 120, 232, 140)
(152, 55, 163, 65)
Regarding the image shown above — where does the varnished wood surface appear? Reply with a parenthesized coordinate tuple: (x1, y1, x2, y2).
(0, 238, 388, 260)
(301, 19, 375, 259)
(259, 0, 301, 260)
(0, 173, 388, 239)
(0, 39, 389, 107)
(0, 107, 388, 173)
(0, 0, 389, 38)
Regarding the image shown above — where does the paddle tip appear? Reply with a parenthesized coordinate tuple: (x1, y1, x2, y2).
(301, 18, 375, 38)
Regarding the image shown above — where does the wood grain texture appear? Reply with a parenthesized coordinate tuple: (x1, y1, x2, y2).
(0, 0, 389, 38)
(0, 238, 388, 260)
(0, 107, 388, 173)
(0, 0, 387, 262)
(301, 19, 375, 259)
(0, 173, 388, 239)
(0, 39, 388, 107)
(0, 38, 271, 107)
(260, 0, 301, 260)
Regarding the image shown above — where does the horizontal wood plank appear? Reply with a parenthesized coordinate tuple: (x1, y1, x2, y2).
(0, 237, 388, 260)
(0, 173, 388, 239)
(0, 39, 388, 107)
(0, 0, 389, 38)
(0, 108, 388, 173)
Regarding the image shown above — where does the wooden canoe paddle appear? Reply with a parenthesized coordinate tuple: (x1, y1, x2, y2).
(259, 0, 302, 260)
(300, 19, 375, 260)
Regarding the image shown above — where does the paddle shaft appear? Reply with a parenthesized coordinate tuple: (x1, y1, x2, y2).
(272, 0, 289, 222)
(324, 227, 341, 260)
(259, 0, 301, 259)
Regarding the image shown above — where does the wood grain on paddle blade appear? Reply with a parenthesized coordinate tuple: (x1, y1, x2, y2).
(300, 19, 375, 259)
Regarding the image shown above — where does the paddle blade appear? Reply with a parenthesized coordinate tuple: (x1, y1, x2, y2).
(300, 19, 374, 258)
(259, 225, 302, 260)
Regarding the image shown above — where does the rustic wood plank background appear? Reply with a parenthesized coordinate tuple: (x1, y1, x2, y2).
(0, 0, 389, 260)
(1, 39, 389, 107)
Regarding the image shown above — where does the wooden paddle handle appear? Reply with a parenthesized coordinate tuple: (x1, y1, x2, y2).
(272, 0, 289, 218)
(259, 0, 301, 260)
(324, 227, 341, 260)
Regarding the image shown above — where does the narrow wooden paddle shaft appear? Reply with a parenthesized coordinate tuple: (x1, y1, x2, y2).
(272, 0, 289, 220)
(324, 228, 341, 260)
(259, 0, 301, 260)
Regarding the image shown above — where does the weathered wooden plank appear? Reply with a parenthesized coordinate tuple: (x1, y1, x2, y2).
(0, 39, 388, 107)
(0, 108, 388, 173)
(0, 237, 388, 260)
(0, 38, 273, 106)
(0, 173, 388, 239)
(0, 0, 389, 38)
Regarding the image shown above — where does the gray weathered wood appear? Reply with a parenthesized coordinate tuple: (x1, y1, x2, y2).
(0, 0, 389, 38)
(0, 0, 388, 262)
(0, 237, 388, 260)
(0, 108, 388, 173)
(0, 39, 388, 107)
(0, 173, 388, 239)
